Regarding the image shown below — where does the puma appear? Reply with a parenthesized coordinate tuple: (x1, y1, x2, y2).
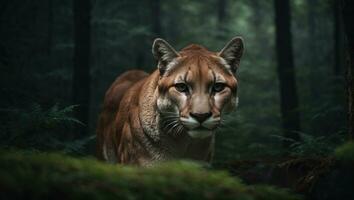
(96, 37, 244, 166)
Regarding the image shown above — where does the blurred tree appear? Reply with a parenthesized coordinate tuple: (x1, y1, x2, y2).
(130, 0, 162, 70)
(341, 0, 354, 139)
(249, 0, 269, 57)
(249, 0, 260, 28)
(217, 0, 227, 39)
(274, 0, 301, 146)
(333, 0, 344, 76)
(217, 0, 227, 25)
(163, 1, 180, 44)
(47, 0, 53, 56)
(307, 0, 320, 97)
(0, 0, 347, 160)
(72, 0, 91, 137)
(218, 0, 226, 21)
(150, 0, 162, 37)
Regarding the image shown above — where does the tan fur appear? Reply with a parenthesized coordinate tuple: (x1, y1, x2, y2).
(97, 38, 243, 166)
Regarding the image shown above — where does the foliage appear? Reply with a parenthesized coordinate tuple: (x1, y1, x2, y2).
(0, 103, 94, 154)
(0, 1, 349, 199)
(271, 132, 345, 157)
(0, 0, 346, 163)
(334, 142, 354, 161)
(214, 112, 283, 163)
(0, 150, 301, 200)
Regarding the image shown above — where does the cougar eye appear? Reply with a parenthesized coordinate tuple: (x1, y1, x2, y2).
(212, 83, 226, 92)
(175, 83, 189, 93)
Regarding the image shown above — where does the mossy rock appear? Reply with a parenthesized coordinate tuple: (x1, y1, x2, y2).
(0, 150, 301, 200)
(334, 142, 354, 161)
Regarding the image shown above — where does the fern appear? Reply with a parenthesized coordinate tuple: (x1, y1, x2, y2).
(271, 131, 345, 157)
(0, 103, 92, 154)
(62, 134, 96, 155)
(47, 104, 84, 126)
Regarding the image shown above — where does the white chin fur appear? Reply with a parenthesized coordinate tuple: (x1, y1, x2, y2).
(187, 130, 213, 139)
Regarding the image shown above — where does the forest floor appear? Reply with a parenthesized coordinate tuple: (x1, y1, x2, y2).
(0, 150, 301, 200)
(217, 143, 354, 200)
(0, 143, 353, 200)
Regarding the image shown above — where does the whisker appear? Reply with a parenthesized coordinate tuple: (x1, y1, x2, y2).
(169, 123, 179, 134)
(167, 123, 178, 134)
(162, 120, 177, 133)
(159, 111, 186, 137)
(176, 125, 184, 136)
(173, 124, 181, 137)
(164, 120, 177, 129)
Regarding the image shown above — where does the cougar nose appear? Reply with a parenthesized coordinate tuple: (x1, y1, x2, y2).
(190, 112, 212, 123)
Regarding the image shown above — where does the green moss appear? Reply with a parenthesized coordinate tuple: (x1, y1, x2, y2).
(334, 142, 354, 161)
(0, 150, 301, 200)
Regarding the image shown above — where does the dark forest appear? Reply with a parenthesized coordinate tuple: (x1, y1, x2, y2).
(0, 0, 354, 199)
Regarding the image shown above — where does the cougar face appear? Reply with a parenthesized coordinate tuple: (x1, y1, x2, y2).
(154, 38, 244, 139)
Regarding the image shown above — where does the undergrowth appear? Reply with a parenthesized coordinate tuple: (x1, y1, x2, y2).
(0, 150, 301, 200)
(0, 103, 94, 154)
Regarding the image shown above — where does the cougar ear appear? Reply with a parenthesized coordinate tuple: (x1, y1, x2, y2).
(152, 38, 179, 75)
(218, 37, 244, 73)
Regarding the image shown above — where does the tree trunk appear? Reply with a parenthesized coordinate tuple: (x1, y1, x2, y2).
(341, 0, 354, 139)
(334, 0, 340, 76)
(217, 0, 227, 39)
(307, 0, 320, 97)
(274, 0, 301, 146)
(150, 0, 161, 37)
(72, 0, 91, 137)
(217, 0, 227, 24)
(334, 0, 345, 76)
(47, 0, 53, 56)
(249, 0, 268, 57)
(250, 0, 260, 28)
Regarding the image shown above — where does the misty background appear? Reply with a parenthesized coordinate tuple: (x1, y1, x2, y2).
(0, 0, 348, 162)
